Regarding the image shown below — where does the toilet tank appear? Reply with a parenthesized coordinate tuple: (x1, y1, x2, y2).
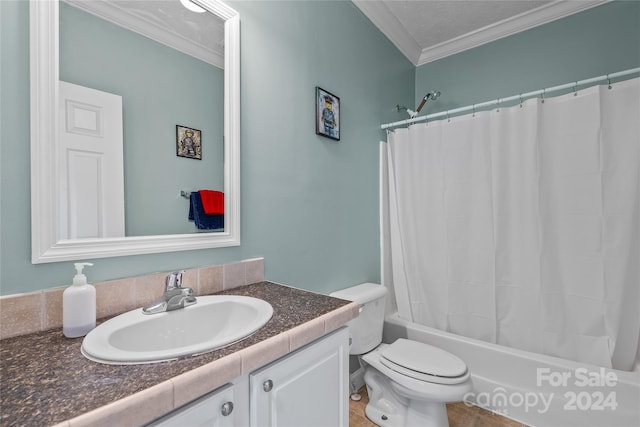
(330, 283, 387, 355)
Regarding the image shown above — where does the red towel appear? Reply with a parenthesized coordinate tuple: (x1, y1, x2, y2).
(199, 190, 224, 215)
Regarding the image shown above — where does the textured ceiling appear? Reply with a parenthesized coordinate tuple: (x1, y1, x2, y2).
(65, 0, 225, 68)
(109, 0, 224, 49)
(69, 0, 607, 68)
(384, 1, 550, 48)
(353, 0, 606, 65)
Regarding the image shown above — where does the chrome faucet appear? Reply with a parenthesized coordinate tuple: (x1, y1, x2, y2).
(142, 270, 197, 314)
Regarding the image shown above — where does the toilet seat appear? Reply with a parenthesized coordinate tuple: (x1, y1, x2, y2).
(379, 339, 468, 385)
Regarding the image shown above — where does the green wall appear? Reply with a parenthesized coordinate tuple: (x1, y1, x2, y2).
(415, 1, 640, 115)
(5, 0, 636, 297)
(0, 0, 413, 295)
(59, 2, 225, 236)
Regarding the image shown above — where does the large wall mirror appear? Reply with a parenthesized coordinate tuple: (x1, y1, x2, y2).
(30, 0, 240, 263)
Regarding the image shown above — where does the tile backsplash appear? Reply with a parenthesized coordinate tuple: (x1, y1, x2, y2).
(0, 258, 264, 340)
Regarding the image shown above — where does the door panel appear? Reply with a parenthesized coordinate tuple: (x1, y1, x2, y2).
(59, 81, 124, 239)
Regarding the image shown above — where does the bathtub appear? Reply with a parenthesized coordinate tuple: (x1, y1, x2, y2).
(383, 312, 640, 427)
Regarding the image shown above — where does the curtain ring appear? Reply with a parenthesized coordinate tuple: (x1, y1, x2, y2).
(519, 94, 523, 108)
(607, 74, 612, 90)
(496, 98, 501, 112)
(573, 82, 578, 96)
(447, 111, 450, 123)
(541, 89, 545, 104)
(472, 104, 476, 117)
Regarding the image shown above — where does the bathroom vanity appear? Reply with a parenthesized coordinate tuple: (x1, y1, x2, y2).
(0, 282, 358, 426)
(150, 328, 348, 426)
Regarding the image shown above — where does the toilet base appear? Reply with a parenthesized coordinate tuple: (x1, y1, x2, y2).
(364, 367, 451, 427)
(364, 369, 408, 427)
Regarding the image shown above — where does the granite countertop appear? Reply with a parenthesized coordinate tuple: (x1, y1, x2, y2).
(0, 281, 357, 427)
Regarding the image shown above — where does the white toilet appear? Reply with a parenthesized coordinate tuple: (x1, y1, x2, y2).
(331, 283, 473, 427)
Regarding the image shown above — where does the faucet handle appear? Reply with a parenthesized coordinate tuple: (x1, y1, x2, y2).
(165, 270, 185, 291)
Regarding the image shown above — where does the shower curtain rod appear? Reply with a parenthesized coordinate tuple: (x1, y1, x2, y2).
(381, 67, 640, 130)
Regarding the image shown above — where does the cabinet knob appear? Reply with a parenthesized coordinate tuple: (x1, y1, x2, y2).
(221, 401, 234, 416)
(263, 379, 273, 392)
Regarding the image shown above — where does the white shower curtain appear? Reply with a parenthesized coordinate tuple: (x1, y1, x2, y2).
(382, 77, 640, 370)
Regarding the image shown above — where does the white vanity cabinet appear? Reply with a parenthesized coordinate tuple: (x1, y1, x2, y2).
(148, 382, 244, 426)
(148, 327, 348, 427)
(250, 327, 349, 427)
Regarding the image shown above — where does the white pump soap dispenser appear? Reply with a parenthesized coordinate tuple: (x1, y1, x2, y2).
(63, 262, 96, 338)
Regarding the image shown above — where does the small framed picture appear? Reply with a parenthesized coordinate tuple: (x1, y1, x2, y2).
(315, 87, 340, 141)
(176, 125, 202, 160)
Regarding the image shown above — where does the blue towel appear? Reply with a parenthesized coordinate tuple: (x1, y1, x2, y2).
(189, 192, 224, 230)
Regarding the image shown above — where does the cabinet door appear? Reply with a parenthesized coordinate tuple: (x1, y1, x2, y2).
(148, 383, 237, 427)
(250, 327, 349, 427)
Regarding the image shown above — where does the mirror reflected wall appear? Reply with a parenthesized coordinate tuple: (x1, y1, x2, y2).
(59, 1, 224, 236)
(30, 0, 240, 263)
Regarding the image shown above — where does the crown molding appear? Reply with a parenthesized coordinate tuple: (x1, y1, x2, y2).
(353, 0, 609, 67)
(352, 0, 422, 65)
(64, 0, 224, 68)
(417, 0, 608, 65)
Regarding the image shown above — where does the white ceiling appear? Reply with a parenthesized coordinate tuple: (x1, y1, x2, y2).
(64, 0, 225, 68)
(66, 0, 608, 69)
(352, 0, 607, 66)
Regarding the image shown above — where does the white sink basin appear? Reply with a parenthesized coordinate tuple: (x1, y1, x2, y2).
(82, 295, 273, 364)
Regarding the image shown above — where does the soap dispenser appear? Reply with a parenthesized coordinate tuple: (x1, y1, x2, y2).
(63, 262, 96, 338)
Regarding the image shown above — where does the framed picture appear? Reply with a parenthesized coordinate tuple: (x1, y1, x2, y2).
(315, 87, 340, 141)
(176, 125, 202, 160)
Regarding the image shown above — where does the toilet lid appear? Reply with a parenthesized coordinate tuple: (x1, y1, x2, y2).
(380, 339, 467, 382)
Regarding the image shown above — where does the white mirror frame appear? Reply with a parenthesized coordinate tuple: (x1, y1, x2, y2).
(30, 0, 240, 263)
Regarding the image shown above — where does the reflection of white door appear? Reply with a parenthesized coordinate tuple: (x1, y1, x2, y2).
(59, 81, 125, 239)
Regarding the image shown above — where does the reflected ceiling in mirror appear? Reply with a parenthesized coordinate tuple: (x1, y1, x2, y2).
(64, 0, 225, 68)
(30, 0, 240, 263)
(60, 0, 225, 237)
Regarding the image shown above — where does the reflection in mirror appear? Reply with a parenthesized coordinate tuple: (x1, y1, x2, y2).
(60, 1, 225, 237)
(30, 0, 240, 263)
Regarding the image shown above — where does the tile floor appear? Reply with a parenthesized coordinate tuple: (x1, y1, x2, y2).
(349, 386, 529, 427)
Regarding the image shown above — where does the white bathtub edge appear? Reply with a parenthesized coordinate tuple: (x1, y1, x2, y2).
(383, 312, 640, 427)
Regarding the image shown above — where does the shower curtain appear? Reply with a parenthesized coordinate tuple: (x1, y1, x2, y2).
(381, 77, 640, 370)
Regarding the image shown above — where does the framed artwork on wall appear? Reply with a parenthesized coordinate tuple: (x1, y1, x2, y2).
(176, 125, 202, 160)
(315, 87, 340, 141)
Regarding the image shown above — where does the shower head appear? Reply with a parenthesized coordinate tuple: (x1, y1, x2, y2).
(397, 90, 440, 119)
(415, 90, 441, 114)
(426, 90, 441, 101)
